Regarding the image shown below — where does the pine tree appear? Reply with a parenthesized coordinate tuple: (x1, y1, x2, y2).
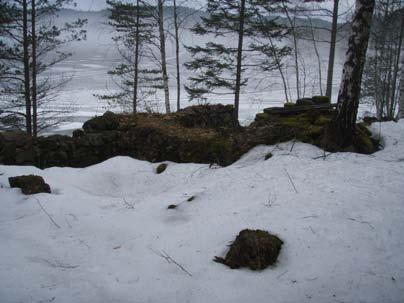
(0, 0, 87, 135)
(185, 0, 289, 120)
(98, 0, 163, 113)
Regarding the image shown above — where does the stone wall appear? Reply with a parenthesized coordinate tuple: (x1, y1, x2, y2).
(0, 105, 241, 168)
(0, 103, 377, 169)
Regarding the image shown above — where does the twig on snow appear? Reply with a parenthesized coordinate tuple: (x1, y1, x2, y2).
(29, 257, 79, 269)
(150, 247, 192, 277)
(284, 168, 298, 194)
(290, 139, 297, 152)
(277, 270, 288, 279)
(33, 198, 61, 229)
(346, 217, 375, 230)
(312, 152, 333, 160)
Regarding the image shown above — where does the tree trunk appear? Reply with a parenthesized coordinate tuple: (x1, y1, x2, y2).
(334, 0, 375, 146)
(31, 0, 38, 137)
(22, 0, 32, 135)
(308, 16, 323, 95)
(234, 0, 246, 121)
(399, 29, 404, 119)
(173, 0, 181, 111)
(133, 0, 140, 114)
(158, 0, 170, 113)
(391, 11, 403, 118)
(283, 3, 300, 100)
(326, 0, 339, 99)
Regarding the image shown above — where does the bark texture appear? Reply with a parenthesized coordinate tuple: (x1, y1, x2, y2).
(326, 0, 339, 99)
(234, 0, 246, 121)
(23, 0, 32, 135)
(334, 0, 375, 146)
(158, 0, 170, 114)
(399, 46, 404, 119)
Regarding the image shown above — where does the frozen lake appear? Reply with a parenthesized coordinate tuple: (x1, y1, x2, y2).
(42, 9, 356, 135)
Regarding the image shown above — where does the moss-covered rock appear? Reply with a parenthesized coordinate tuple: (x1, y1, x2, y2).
(83, 111, 120, 133)
(284, 102, 295, 108)
(156, 163, 168, 174)
(9, 175, 51, 195)
(173, 104, 238, 129)
(214, 229, 283, 270)
(354, 124, 377, 154)
(312, 96, 331, 104)
(296, 98, 315, 106)
(264, 152, 273, 160)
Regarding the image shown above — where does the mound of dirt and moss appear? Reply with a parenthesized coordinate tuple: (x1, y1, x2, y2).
(9, 175, 51, 195)
(214, 229, 283, 270)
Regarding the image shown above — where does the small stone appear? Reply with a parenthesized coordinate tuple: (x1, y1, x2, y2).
(264, 152, 273, 160)
(156, 163, 168, 174)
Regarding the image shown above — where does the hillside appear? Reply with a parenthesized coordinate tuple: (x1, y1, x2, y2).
(1, 120, 403, 302)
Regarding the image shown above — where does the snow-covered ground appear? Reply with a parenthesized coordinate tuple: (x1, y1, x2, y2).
(1, 121, 404, 303)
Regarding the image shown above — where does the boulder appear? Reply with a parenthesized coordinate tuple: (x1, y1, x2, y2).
(174, 104, 239, 129)
(296, 98, 315, 106)
(214, 229, 283, 270)
(312, 96, 331, 104)
(9, 175, 51, 195)
(83, 111, 120, 133)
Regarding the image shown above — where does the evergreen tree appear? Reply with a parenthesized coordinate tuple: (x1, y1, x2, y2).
(98, 0, 163, 113)
(0, 0, 87, 135)
(185, 0, 289, 120)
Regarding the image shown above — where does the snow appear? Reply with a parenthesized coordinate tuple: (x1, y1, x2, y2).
(1, 121, 404, 303)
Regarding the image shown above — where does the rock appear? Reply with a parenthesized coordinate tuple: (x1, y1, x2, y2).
(353, 124, 377, 154)
(0, 131, 35, 165)
(9, 175, 51, 195)
(174, 104, 239, 129)
(296, 98, 315, 106)
(312, 96, 331, 104)
(284, 102, 295, 108)
(83, 111, 120, 133)
(72, 129, 84, 138)
(156, 163, 168, 174)
(264, 152, 273, 160)
(214, 229, 283, 270)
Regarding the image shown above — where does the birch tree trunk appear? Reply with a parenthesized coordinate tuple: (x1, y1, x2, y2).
(334, 0, 375, 146)
(158, 0, 170, 114)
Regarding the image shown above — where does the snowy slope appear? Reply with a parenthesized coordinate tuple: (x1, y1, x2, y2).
(1, 121, 404, 303)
